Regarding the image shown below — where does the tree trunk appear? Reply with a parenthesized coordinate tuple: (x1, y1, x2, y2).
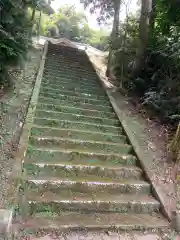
(37, 10, 42, 39)
(31, 2, 36, 22)
(149, 0, 156, 35)
(132, 0, 152, 76)
(106, 0, 121, 77)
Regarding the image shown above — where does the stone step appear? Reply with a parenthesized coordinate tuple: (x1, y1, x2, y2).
(43, 64, 96, 72)
(14, 231, 171, 240)
(31, 125, 126, 144)
(26, 147, 137, 166)
(35, 110, 119, 127)
(23, 161, 142, 180)
(26, 192, 159, 214)
(41, 83, 105, 95)
(43, 69, 97, 78)
(41, 77, 101, 90)
(44, 64, 92, 73)
(47, 54, 88, 60)
(38, 97, 114, 113)
(15, 212, 168, 232)
(29, 136, 132, 155)
(43, 78, 99, 88)
(43, 75, 98, 84)
(44, 69, 97, 79)
(40, 86, 108, 101)
(33, 118, 122, 135)
(24, 176, 151, 195)
(47, 50, 86, 56)
(40, 91, 112, 107)
(42, 78, 100, 90)
(43, 72, 98, 80)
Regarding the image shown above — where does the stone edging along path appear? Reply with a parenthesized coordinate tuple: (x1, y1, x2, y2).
(87, 52, 176, 226)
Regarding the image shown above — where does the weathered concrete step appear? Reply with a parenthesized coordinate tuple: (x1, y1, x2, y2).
(41, 83, 105, 95)
(26, 147, 137, 166)
(33, 118, 122, 135)
(24, 161, 142, 180)
(31, 126, 126, 144)
(43, 69, 98, 78)
(40, 87, 108, 101)
(43, 70, 97, 79)
(43, 78, 99, 88)
(43, 69, 97, 78)
(46, 55, 90, 62)
(41, 78, 101, 90)
(47, 50, 86, 57)
(42, 79, 101, 91)
(29, 136, 132, 155)
(13, 231, 171, 240)
(47, 54, 88, 61)
(37, 103, 117, 120)
(43, 71, 97, 79)
(44, 64, 92, 73)
(40, 92, 112, 109)
(35, 110, 119, 127)
(16, 212, 168, 232)
(26, 192, 159, 214)
(44, 63, 93, 69)
(38, 97, 113, 113)
(24, 176, 150, 194)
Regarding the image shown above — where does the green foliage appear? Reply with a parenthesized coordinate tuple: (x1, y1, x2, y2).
(40, 4, 109, 50)
(113, 1, 180, 125)
(0, 0, 53, 86)
(0, 0, 31, 86)
(88, 29, 109, 50)
(81, 0, 114, 23)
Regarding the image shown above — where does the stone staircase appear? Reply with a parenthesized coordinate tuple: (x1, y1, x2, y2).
(14, 42, 169, 237)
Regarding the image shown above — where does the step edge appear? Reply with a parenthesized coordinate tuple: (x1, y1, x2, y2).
(30, 136, 131, 148)
(34, 117, 122, 129)
(27, 145, 137, 159)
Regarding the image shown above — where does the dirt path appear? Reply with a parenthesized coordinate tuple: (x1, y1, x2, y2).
(0, 44, 42, 208)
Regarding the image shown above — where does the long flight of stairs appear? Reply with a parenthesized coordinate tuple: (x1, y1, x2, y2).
(14, 42, 169, 237)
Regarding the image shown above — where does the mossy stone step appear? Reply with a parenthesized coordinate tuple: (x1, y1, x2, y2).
(16, 213, 168, 232)
(43, 71, 97, 78)
(40, 87, 108, 101)
(35, 110, 119, 127)
(43, 71, 98, 80)
(38, 97, 113, 113)
(33, 118, 122, 135)
(29, 136, 132, 155)
(44, 64, 92, 72)
(44, 70, 97, 80)
(26, 147, 137, 166)
(42, 79, 99, 88)
(38, 92, 111, 107)
(42, 78, 100, 89)
(26, 192, 159, 214)
(23, 161, 142, 180)
(43, 69, 98, 78)
(31, 125, 126, 144)
(24, 176, 151, 195)
(41, 83, 105, 95)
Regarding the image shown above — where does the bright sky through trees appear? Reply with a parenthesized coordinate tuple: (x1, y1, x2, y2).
(51, 0, 138, 30)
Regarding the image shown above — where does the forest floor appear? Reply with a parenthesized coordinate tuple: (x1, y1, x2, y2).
(0, 43, 42, 208)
